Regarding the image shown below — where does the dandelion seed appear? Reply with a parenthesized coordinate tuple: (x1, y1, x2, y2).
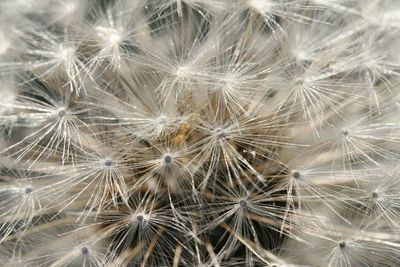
(81, 246, 89, 255)
(103, 159, 113, 168)
(239, 199, 248, 209)
(291, 171, 301, 179)
(164, 154, 172, 164)
(24, 187, 33, 194)
(136, 214, 144, 223)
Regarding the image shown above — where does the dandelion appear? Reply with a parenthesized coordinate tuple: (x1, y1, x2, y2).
(0, 0, 400, 266)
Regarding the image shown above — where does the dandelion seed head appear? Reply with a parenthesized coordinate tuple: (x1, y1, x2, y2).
(81, 246, 89, 256)
(96, 26, 123, 47)
(24, 187, 33, 194)
(292, 49, 309, 62)
(292, 171, 301, 179)
(103, 158, 113, 168)
(294, 77, 305, 86)
(239, 199, 248, 209)
(57, 108, 67, 118)
(132, 212, 149, 224)
(213, 127, 228, 140)
(156, 115, 167, 125)
(163, 154, 172, 164)
(175, 65, 192, 80)
(220, 73, 238, 89)
(136, 214, 144, 222)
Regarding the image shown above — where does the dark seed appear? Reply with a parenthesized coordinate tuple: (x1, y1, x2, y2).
(104, 159, 113, 167)
(292, 171, 300, 179)
(268, 90, 276, 98)
(24, 187, 33, 194)
(239, 199, 247, 208)
(164, 155, 172, 164)
(81, 247, 89, 255)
